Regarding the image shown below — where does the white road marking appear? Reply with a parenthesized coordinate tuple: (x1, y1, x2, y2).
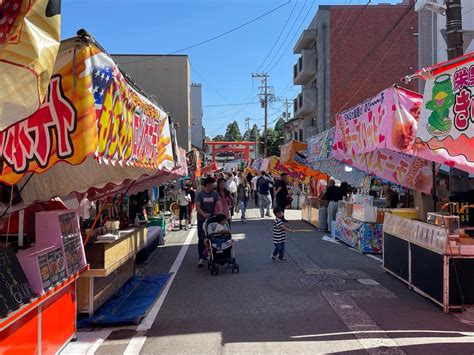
(322, 235, 341, 244)
(357, 278, 380, 286)
(123, 228, 196, 354)
(366, 254, 383, 263)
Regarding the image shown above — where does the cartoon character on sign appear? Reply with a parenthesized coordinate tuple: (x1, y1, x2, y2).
(425, 74, 454, 136)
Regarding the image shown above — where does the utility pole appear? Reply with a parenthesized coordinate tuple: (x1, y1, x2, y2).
(252, 72, 274, 157)
(244, 117, 250, 138)
(283, 99, 291, 122)
(445, 0, 464, 60)
(445, 0, 464, 210)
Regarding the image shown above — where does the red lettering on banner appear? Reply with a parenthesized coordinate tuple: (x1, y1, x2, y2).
(0, 76, 76, 174)
(454, 88, 471, 131)
(454, 68, 469, 91)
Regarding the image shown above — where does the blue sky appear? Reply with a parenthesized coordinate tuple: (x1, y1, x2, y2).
(62, 0, 399, 138)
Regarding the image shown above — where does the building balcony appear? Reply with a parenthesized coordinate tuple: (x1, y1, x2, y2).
(293, 49, 317, 85)
(293, 88, 317, 118)
(294, 29, 317, 54)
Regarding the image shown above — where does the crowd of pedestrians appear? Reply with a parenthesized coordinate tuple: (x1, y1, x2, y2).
(191, 170, 292, 267)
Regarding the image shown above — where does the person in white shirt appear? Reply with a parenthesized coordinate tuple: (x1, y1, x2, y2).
(177, 189, 191, 230)
(225, 173, 237, 220)
(251, 173, 260, 206)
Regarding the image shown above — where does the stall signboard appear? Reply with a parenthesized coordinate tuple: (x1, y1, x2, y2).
(280, 140, 308, 164)
(202, 162, 219, 174)
(415, 54, 474, 173)
(0, 40, 175, 186)
(333, 87, 435, 194)
(307, 128, 334, 163)
(0, 0, 61, 130)
(266, 157, 311, 183)
(0, 247, 36, 318)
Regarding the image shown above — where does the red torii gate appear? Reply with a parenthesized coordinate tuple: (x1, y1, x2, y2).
(205, 141, 256, 164)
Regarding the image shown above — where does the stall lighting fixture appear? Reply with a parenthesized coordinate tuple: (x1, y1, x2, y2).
(344, 166, 353, 172)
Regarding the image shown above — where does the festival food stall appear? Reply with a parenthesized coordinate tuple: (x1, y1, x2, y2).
(304, 129, 367, 230)
(0, 29, 179, 353)
(381, 52, 474, 312)
(329, 86, 438, 253)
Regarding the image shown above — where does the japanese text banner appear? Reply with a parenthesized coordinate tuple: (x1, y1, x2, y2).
(332, 87, 434, 193)
(0, 39, 174, 185)
(416, 54, 474, 173)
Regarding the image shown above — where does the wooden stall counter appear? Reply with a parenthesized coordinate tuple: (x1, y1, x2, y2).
(77, 226, 147, 316)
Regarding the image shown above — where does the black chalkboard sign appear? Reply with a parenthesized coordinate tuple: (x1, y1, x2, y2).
(0, 247, 36, 319)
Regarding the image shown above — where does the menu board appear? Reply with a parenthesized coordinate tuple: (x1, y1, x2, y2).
(59, 212, 85, 275)
(0, 247, 35, 319)
(38, 247, 67, 292)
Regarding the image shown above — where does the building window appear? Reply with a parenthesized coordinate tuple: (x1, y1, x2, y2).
(299, 129, 303, 141)
(294, 131, 298, 140)
(311, 117, 316, 127)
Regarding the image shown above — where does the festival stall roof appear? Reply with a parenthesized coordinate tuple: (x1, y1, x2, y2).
(0, 31, 180, 204)
(306, 129, 367, 187)
(403, 52, 474, 173)
(279, 140, 328, 183)
(332, 86, 439, 194)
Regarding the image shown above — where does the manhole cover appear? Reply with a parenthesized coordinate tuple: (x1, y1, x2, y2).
(300, 274, 346, 286)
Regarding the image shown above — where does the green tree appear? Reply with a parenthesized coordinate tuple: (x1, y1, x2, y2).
(243, 123, 260, 141)
(259, 118, 285, 157)
(224, 121, 242, 141)
(212, 134, 225, 141)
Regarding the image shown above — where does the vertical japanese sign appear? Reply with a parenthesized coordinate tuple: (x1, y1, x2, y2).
(416, 55, 474, 173)
(0, 0, 61, 129)
(0, 39, 175, 185)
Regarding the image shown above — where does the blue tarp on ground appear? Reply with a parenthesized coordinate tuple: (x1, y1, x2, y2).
(78, 274, 170, 327)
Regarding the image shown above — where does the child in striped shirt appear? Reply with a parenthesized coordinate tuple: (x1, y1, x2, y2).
(272, 206, 293, 262)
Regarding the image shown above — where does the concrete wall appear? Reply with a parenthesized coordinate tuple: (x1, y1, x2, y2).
(191, 83, 204, 150)
(328, 4, 418, 121)
(112, 55, 191, 151)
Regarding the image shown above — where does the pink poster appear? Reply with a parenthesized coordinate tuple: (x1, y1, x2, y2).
(333, 87, 434, 194)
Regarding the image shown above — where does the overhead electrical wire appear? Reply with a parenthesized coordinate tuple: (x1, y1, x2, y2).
(118, 1, 291, 65)
(257, 0, 299, 71)
(266, 0, 317, 73)
(262, 0, 309, 72)
(335, 1, 416, 113)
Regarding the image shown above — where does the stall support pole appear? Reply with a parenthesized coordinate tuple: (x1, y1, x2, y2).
(432, 162, 437, 212)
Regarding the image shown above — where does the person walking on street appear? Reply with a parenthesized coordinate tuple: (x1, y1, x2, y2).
(225, 173, 237, 221)
(237, 176, 250, 223)
(217, 178, 234, 227)
(185, 183, 196, 227)
(177, 188, 191, 230)
(322, 179, 342, 232)
(257, 171, 273, 218)
(251, 172, 260, 206)
(275, 173, 289, 221)
(271, 206, 293, 262)
(196, 177, 222, 267)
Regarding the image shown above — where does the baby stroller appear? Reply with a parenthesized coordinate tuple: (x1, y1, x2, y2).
(203, 215, 240, 276)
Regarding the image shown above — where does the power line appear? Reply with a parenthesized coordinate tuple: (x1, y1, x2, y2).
(266, 0, 317, 73)
(336, 1, 416, 113)
(263, 0, 309, 72)
(118, 1, 291, 65)
(203, 102, 259, 108)
(257, 0, 299, 71)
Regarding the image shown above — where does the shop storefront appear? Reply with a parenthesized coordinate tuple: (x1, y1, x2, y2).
(0, 31, 182, 353)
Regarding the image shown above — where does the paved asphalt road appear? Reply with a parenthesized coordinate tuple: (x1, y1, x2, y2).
(68, 208, 474, 354)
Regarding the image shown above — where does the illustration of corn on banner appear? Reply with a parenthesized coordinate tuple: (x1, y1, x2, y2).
(0, 39, 175, 185)
(0, 0, 61, 129)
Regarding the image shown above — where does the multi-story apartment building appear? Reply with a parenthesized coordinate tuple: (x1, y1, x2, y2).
(191, 83, 205, 150)
(288, 0, 418, 143)
(112, 54, 192, 151)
